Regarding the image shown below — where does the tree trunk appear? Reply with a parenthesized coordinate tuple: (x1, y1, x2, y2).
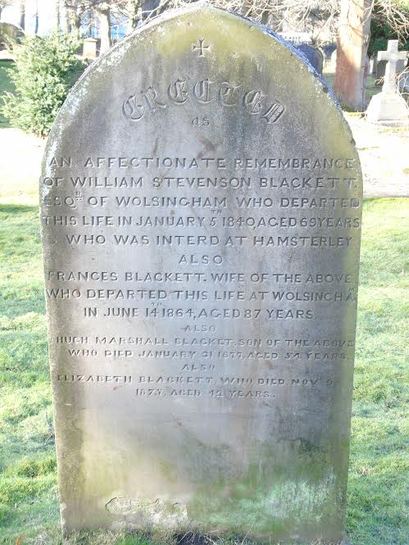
(333, 0, 373, 111)
(58, 0, 68, 32)
(261, 10, 269, 25)
(97, 8, 112, 53)
(56, 0, 61, 31)
(64, 2, 81, 36)
(69, 12, 81, 37)
(127, 0, 140, 31)
(19, 0, 25, 30)
(64, 1, 71, 32)
(34, 0, 39, 34)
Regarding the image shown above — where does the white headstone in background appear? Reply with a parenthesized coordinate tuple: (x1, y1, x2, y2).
(367, 40, 409, 125)
(83, 38, 98, 60)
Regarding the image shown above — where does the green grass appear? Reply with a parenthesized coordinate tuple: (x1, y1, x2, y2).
(347, 199, 409, 545)
(0, 60, 15, 128)
(0, 199, 408, 545)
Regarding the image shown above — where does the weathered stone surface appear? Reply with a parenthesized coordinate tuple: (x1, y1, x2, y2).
(41, 6, 362, 543)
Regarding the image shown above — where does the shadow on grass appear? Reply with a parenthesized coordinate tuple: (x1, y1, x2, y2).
(0, 203, 38, 214)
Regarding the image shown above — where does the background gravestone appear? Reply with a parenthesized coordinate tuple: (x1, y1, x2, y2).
(83, 37, 98, 60)
(369, 56, 376, 76)
(322, 43, 337, 72)
(0, 22, 24, 50)
(375, 58, 405, 83)
(295, 43, 324, 74)
(375, 59, 387, 81)
(367, 40, 409, 125)
(329, 48, 338, 73)
(41, 6, 362, 543)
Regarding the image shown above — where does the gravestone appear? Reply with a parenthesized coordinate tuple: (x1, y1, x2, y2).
(295, 43, 324, 74)
(0, 22, 24, 50)
(322, 43, 337, 60)
(367, 40, 409, 125)
(83, 37, 98, 60)
(329, 48, 338, 73)
(41, 6, 362, 543)
(375, 59, 387, 81)
(364, 55, 370, 81)
(322, 43, 337, 72)
(375, 45, 406, 83)
(369, 56, 376, 76)
(399, 70, 409, 94)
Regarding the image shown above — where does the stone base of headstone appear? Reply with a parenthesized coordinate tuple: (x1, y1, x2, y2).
(366, 91, 409, 125)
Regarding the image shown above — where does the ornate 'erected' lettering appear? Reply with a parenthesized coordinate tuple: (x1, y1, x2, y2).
(122, 78, 286, 124)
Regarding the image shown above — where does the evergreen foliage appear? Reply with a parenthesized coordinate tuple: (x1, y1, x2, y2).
(1, 33, 85, 136)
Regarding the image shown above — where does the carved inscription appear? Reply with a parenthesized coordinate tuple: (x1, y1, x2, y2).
(43, 150, 361, 405)
(122, 79, 286, 123)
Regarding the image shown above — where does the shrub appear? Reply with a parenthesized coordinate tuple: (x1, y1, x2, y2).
(1, 33, 85, 136)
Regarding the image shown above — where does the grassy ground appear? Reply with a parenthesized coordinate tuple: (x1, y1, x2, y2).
(0, 199, 408, 545)
(347, 199, 409, 544)
(322, 73, 380, 107)
(0, 60, 15, 128)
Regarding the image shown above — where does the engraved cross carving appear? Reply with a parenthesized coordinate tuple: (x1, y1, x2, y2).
(377, 40, 408, 92)
(192, 39, 210, 57)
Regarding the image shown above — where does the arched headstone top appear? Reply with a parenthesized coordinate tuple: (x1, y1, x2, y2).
(44, 5, 356, 181)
